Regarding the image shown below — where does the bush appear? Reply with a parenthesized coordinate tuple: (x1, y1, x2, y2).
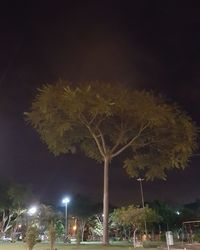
(25, 226, 39, 250)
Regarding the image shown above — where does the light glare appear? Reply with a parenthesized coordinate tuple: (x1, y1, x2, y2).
(62, 197, 70, 204)
(28, 206, 37, 216)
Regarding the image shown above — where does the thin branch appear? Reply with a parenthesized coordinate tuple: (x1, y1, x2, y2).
(86, 126, 105, 157)
(111, 122, 150, 158)
(88, 113, 97, 125)
(4, 213, 12, 232)
(98, 128, 107, 154)
(110, 131, 124, 154)
(79, 114, 105, 157)
(110, 119, 126, 154)
(111, 134, 140, 158)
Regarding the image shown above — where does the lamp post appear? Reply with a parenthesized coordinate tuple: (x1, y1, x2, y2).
(137, 178, 147, 234)
(62, 197, 70, 237)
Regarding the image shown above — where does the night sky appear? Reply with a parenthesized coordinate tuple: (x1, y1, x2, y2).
(0, 1, 200, 207)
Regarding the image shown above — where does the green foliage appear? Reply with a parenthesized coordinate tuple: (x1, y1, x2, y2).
(25, 225, 39, 250)
(93, 218, 103, 237)
(111, 205, 160, 230)
(33, 204, 63, 238)
(0, 183, 32, 235)
(88, 215, 103, 237)
(25, 81, 197, 179)
(55, 220, 64, 238)
(193, 230, 200, 242)
(39, 204, 58, 227)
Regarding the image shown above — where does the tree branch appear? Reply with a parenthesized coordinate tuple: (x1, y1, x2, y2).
(111, 122, 150, 158)
(88, 113, 97, 125)
(79, 114, 105, 157)
(98, 128, 107, 154)
(87, 126, 105, 157)
(110, 130, 124, 154)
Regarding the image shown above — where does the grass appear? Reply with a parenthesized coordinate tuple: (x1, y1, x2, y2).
(0, 241, 138, 250)
(0, 241, 164, 250)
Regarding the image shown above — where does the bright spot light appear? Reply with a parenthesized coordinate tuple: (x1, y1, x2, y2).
(176, 211, 180, 215)
(28, 206, 37, 216)
(62, 197, 70, 204)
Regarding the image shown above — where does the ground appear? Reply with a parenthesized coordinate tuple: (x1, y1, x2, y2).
(2, 242, 198, 250)
(0, 242, 134, 250)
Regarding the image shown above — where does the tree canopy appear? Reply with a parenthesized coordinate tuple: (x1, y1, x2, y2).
(25, 81, 198, 244)
(0, 183, 33, 235)
(111, 205, 160, 229)
(111, 205, 160, 247)
(25, 81, 197, 179)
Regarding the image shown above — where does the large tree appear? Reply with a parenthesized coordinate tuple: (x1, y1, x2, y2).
(25, 81, 197, 244)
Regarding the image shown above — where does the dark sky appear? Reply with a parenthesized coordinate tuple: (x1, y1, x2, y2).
(0, 1, 200, 207)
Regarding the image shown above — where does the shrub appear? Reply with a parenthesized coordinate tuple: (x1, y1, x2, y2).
(25, 226, 39, 250)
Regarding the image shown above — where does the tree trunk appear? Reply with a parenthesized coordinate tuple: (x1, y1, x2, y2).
(50, 240, 54, 250)
(103, 157, 109, 245)
(81, 220, 86, 242)
(133, 228, 138, 248)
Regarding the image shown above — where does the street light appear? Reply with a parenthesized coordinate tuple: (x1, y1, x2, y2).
(27, 206, 37, 216)
(137, 178, 147, 234)
(62, 197, 70, 237)
(27, 206, 38, 226)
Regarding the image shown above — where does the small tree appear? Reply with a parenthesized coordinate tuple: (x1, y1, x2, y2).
(55, 220, 64, 240)
(25, 225, 39, 250)
(111, 205, 160, 247)
(25, 81, 197, 244)
(88, 214, 104, 241)
(39, 204, 57, 229)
